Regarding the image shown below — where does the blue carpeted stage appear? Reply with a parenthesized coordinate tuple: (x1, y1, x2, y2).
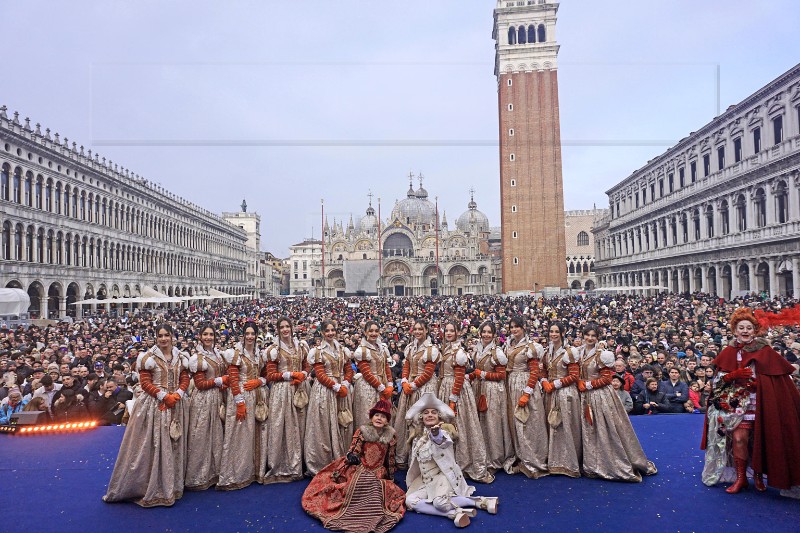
(0, 415, 796, 532)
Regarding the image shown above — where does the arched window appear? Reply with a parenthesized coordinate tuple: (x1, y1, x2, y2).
(507, 26, 517, 45)
(2, 221, 11, 260)
(12, 169, 21, 203)
(517, 26, 527, 44)
(568, 262, 575, 274)
(577, 231, 589, 246)
(538, 24, 546, 42)
(24, 173, 32, 206)
(735, 194, 747, 231)
(583, 262, 589, 273)
(528, 25, 536, 43)
(775, 181, 788, 224)
(34, 177, 42, 209)
(754, 188, 766, 227)
(720, 200, 730, 235)
(705, 205, 714, 238)
(45, 179, 52, 211)
(0, 164, 9, 200)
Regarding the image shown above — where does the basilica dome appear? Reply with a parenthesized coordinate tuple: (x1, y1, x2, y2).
(391, 182, 437, 228)
(456, 195, 489, 234)
(357, 205, 379, 233)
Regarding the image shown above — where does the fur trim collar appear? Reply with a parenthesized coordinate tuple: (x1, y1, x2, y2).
(359, 424, 396, 444)
(736, 337, 771, 352)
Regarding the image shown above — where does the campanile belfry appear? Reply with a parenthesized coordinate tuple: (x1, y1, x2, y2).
(493, 0, 567, 293)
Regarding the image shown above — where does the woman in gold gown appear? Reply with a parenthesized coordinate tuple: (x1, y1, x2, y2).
(437, 319, 493, 483)
(103, 323, 191, 507)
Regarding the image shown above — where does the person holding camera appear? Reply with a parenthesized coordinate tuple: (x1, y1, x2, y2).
(92, 377, 133, 425)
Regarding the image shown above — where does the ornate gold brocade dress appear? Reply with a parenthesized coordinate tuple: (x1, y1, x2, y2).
(578, 346, 656, 481)
(263, 338, 311, 483)
(504, 337, 549, 478)
(304, 339, 354, 475)
(437, 341, 493, 483)
(394, 338, 440, 466)
(217, 343, 269, 490)
(470, 340, 514, 473)
(185, 345, 226, 490)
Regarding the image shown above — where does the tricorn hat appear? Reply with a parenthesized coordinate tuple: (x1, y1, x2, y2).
(405, 392, 454, 421)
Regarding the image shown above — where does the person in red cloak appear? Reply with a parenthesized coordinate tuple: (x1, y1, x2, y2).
(701, 307, 800, 493)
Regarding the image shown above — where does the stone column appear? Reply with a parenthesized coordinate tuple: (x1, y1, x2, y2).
(39, 295, 48, 321)
(715, 264, 724, 298)
(790, 171, 800, 222)
(766, 181, 776, 226)
(59, 297, 67, 319)
(769, 258, 780, 298)
(731, 263, 740, 295)
(700, 264, 708, 293)
(748, 260, 758, 294)
(793, 257, 800, 300)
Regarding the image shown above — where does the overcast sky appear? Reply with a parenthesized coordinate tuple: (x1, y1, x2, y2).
(2, 1, 798, 256)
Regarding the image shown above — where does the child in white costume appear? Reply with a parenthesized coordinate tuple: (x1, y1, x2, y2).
(404, 392, 499, 528)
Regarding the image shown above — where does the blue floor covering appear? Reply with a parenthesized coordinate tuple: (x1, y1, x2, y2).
(0, 414, 796, 532)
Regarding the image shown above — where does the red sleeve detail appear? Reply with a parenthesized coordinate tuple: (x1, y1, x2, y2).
(227, 365, 241, 396)
(265, 360, 282, 383)
(560, 362, 581, 387)
(343, 359, 354, 383)
(302, 358, 310, 374)
(314, 362, 336, 390)
(401, 358, 410, 380)
(590, 366, 614, 389)
(178, 369, 191, 393)
(451, 365, 465, 397)
(412, 361, 436, 388)
(484, 363, 507, 382)
(193, 370, 215, 390)
(525, 357, 540, 390)
(358, 360, 382, 389)
(139, 369, 161, 398)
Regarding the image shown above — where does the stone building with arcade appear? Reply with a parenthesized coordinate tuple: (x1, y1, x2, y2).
(0, 105, 251, 318)
(593, 64, 800, 299)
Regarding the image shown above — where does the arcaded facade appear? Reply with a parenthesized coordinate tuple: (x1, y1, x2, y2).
(593, 64, 800, 299)
(0, 105, 250, 318)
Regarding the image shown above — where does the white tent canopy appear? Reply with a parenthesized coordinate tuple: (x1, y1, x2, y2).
(0, 289, 31, 315)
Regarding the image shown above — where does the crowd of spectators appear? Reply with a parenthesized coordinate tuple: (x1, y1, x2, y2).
(1, 291, 798, 426)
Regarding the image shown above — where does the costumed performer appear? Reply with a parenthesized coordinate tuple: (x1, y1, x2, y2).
(701, 307, 800, 494)
(405, 392, 499, 528)
(302, 399, 405, 533)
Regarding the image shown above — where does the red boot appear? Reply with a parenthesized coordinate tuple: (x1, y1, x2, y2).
(726, 458, 749, 494)
(754, 473, 766, 492)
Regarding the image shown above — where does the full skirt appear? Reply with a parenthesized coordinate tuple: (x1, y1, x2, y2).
(103, 395, 189, 507)
(437, 376, 493, 482)
(506, 371, 549, 478)
(581, 386, 657, 481)
(185, 388, 225, 490)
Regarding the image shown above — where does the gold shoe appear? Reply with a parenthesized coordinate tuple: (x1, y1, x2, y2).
(477, 497, 499, 514)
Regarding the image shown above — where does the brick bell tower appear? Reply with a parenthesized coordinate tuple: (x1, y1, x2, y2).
(493, 0, 567, 293)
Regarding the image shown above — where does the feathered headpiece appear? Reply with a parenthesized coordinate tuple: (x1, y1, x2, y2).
(754, 306, 800, 328)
